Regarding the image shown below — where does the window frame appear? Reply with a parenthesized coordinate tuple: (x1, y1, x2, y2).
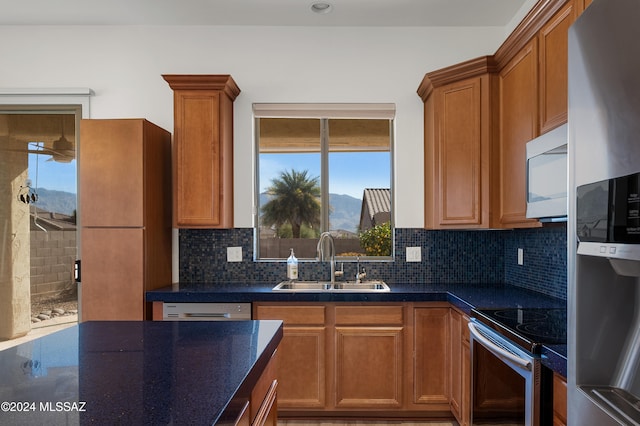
(253, 103, 395, 262)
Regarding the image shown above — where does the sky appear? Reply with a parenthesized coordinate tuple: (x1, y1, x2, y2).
(28, 153, 77, 194)
(259, 151, 391, 199)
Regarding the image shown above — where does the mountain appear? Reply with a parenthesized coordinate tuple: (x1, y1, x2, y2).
(259, 192, 362, 233)
(34, 188, 77, 216)
(329, 193, 362, 232)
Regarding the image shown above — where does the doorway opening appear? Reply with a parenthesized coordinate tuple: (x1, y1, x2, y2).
(0, 109, 80, 339)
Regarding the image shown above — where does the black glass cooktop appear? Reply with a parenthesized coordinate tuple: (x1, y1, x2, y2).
(472, 307, 567, 354)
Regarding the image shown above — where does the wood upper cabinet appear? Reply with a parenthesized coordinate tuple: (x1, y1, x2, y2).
(539, 1, 576, 133)
(163, 74, 240, 228)
(498, 39, 541, 228)
(418, 57, 498, 229)
(412, 306, 450, 410)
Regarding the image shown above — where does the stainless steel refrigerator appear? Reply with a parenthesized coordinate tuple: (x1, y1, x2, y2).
(568, 0, 640, 424)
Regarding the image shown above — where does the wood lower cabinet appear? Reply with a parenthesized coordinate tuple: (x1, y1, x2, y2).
(450, 309, 471, 426)
(251, 351, 279, 426)
(253, 302, 450, 418)
(412, 306, 450, 410)
(553, 373, 567, 426)
(253, 304, 326, 409)
(163, 74, 240, 229)
(334, 305, 404, 409)
(235, 349, 279, 426)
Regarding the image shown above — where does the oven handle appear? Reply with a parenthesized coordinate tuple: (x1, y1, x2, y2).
(468, 322, 532, 371)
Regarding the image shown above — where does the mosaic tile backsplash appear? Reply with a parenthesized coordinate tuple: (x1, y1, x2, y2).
(179, 225, 567, 300)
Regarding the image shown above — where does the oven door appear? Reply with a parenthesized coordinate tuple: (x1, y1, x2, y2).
(468, 319, 542, 426)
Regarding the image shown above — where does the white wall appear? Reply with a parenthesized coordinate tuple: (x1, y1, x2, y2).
(0, 24, 508, 228)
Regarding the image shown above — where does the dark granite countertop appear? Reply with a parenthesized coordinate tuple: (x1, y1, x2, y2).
(146, 281, 567, 377)
(0, 320, 283, 425)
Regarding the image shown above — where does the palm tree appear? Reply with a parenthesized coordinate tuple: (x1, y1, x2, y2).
(261, 169, 321, 238)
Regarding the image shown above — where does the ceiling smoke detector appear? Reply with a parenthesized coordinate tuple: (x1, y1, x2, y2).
(310, 2, 333, 14)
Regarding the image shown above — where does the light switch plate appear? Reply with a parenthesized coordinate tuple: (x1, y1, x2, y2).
(517, 248, 524, 265)
(406, 246, 421, 262)
(227, 246, 243, 262)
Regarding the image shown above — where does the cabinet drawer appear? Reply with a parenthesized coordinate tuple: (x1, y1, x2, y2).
(255, 305, 325, 325)
(335, 305, 404, 325)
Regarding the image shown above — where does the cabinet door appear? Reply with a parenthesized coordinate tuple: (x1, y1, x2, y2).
(413, 307, 449, 406)
(173, 91, 225, 227)
(334, 305, 404, 409)
(461, 340, 471, 426)
(253, 305, 326, 409)
(334, 326, 403, 408)
(450, 310, 462, 418)
(434, 77, 487, 227)
(539, 2, 574, 133)
(80, 228, 144, 321)
(498, 39, 541, 228)
(553, 373, 567, 426)
(277, 327, 326, 408)
(80, 119, 144, 227)
(164, 75, 239, 229)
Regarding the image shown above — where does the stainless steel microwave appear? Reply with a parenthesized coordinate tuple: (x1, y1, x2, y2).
(525, 123, 568, 221)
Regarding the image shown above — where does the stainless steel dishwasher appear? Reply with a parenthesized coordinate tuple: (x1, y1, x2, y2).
(162, 303, 251, 321)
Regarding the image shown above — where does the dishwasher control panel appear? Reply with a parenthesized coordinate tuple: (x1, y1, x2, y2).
(163, 303, 251, 321)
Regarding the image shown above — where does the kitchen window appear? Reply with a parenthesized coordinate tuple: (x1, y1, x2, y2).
(253, 103, 394, 260)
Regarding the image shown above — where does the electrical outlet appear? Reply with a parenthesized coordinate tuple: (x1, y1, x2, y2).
(406, 246, 421, 262)
(227, 246, 243, 262)
(517, 248, 524, 266)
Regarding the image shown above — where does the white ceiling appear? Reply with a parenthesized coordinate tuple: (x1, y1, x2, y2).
(0, 0, 529, 27)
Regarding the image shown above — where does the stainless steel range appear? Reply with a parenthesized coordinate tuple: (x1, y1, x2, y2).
(469, 307, 566, 426)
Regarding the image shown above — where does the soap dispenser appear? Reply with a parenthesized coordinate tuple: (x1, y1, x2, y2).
(287, 248, 298, 281)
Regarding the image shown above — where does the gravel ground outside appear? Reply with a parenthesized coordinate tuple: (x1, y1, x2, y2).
(30, 289, 78, 321)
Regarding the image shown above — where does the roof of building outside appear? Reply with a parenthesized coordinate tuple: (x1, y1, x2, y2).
(362, 188, 390, 221)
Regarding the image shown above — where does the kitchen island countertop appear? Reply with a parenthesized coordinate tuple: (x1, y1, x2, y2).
(0, 320, 283, 425)
(147, 281, 567, 376)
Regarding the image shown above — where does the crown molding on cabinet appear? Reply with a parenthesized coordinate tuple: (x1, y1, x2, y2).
(494, 0, 569, 69)
(417, 56, 498, 101)
(162, 74, 241, 101)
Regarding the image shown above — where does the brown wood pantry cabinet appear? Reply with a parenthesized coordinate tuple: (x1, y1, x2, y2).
(163, 74, 240, 229)
(79, 119, 172, 321)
